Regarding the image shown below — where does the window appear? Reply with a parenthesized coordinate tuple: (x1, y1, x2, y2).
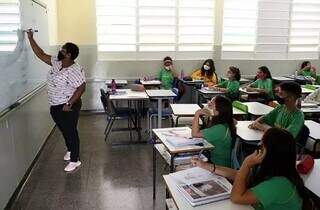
(96, 0, 215, 60)
(222, 0, 258, 59)
(289, 0, 320, 59)
(0, 0, 20, 52)
(255, 0, 291, 60)
(222, 0, 320, 60)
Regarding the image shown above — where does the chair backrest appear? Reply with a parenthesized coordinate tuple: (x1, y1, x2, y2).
(232, 100, 248, 113)
(316, 75, 320, 85)
(296, 125, 310, 159)
(100, 88, 116, 116)
(304, 84, 317, 91)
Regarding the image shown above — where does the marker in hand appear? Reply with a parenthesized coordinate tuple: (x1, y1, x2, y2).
(23, 29, 38, 33)
(13, 29, 39, 33)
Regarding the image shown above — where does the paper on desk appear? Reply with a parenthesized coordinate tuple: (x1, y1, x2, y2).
(166, 136, 204, 147)
(301, 102, 319, 108)
(170, 167, 217, 185)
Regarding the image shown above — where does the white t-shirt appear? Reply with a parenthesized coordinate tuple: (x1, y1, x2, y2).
(47, 56, 86, 106)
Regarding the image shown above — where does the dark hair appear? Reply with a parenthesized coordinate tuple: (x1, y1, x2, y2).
(229, 66, 241, 81)
(251, 128, 309, 209)
(209, 95, 236, 141)
(258, 66, 272, 79)
(301, 61, 310, 70)
(279, 81, 302, 99)
(200, 59, 216, 78)
(163, 56, 172, 62)
(63, 42, 79, 60)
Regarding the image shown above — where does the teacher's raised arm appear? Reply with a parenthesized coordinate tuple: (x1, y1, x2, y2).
(26, 29, 52, 66)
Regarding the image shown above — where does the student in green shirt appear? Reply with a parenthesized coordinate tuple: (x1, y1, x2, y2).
(210, 66, 241, 101)
(191, 128, 309, 210)
(298, 61, 317, 79)
(249, 81, 304, 139)
(157, 56, 177, 90)
(246, 66, 274, 101)
(191, 95, 236, 167)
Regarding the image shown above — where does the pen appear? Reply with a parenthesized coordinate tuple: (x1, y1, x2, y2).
(198, 150, 203, 158)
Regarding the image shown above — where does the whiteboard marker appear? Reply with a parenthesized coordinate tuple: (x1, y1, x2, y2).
(13, 29, 39, 32)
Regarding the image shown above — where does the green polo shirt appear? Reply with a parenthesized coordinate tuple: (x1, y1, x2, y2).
(251, 177, 302, 210)
(251, 78, 274, 99)
(218, 80, 240, 100)
(158, 67, 174, 89)
(302, 70, 315, 78)
(261, 105, 304, 138)
(203, 124, 232, 167)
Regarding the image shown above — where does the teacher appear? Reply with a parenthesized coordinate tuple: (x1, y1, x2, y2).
(27, 30, 86, 172)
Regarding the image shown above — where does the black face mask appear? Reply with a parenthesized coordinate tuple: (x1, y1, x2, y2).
(57, 51, 65, 61)
(277, 96, 287, 105)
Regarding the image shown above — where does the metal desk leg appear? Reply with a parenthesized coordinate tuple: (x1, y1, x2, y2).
(128, 101, 132, 141)
(158, 98, 162, 128)
(137, 100, 142, 140)
(170, 153, 176, 173)
(153, 144, 156, 200)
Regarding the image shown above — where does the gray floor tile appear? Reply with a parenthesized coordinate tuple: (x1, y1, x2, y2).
(9, 114, 168, 210)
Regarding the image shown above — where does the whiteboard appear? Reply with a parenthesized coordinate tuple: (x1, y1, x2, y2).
(0, 0, 49, 113)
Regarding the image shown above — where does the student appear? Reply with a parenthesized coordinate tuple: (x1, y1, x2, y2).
(246, 66, 274, 101)
(249, 82, 304, 139)
(304, 87, 320, 104)
(192, 128, 308, 210)
(157, 56, 177, 90)
(192, 95, 236, 167)
(190, 59, 218, 87)
(298, 61, 317, 79)
(210, 66, 241, 101)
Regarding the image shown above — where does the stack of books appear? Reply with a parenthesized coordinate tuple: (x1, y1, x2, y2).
(166, 136, 205, 147)
(161, 129, 205, 147)
(301, 102, 319, 108)
(170, 167, 232, 207)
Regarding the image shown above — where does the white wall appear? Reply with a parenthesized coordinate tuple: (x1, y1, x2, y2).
(75, 46, 320, 80)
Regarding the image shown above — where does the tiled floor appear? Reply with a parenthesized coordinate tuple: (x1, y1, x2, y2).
(10, 114, 170, 210)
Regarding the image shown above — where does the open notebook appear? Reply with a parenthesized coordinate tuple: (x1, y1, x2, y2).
(160, 129, 205, 147)
(170, 167, 232, 206)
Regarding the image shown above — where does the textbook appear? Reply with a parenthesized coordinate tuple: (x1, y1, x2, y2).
(161, 129, 205, 147)
(166, 136, 205, 147)
(170, 167, 232, 207)
(174, 153, 208, 165)
(301, 102, 319, 108)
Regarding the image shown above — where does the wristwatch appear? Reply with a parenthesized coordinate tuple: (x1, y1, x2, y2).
(66, 102, 72, 107)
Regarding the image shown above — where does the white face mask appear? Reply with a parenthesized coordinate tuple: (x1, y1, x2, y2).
(165, 66, 171, 70)
(203, 65, 210, 71)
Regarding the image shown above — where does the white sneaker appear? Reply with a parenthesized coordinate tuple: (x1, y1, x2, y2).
(64, 161, 81, 172)
(64, 151, 71, 161)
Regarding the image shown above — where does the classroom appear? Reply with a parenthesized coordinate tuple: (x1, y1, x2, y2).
(1, 0, 320, 209)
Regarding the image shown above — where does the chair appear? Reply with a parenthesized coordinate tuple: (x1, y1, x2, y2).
(147, 107, 174, 139)
(304, 84, 317, 91)
(296, 125, 310, 160)
(232, 100, 249, 120)
(100, 89, 136, 142)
